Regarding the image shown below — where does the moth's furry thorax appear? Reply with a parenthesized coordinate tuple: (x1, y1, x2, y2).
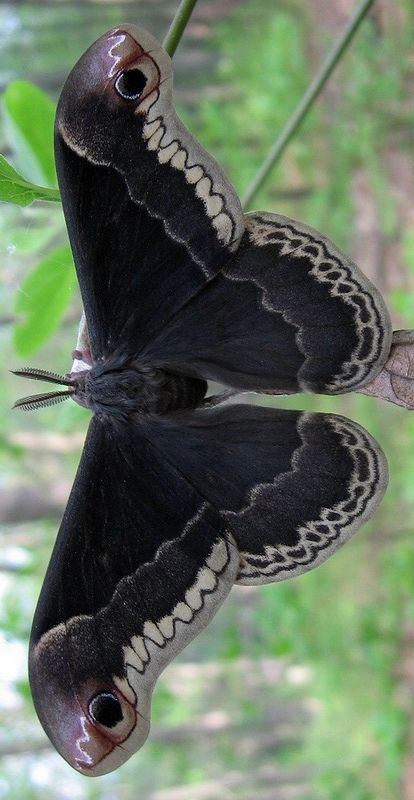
(72, 360, 207, 418)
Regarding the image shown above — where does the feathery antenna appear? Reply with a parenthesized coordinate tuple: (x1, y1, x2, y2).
(13, 391, 73, 412)
(11, 367, 75, 411)
(11, 368, 73, 386)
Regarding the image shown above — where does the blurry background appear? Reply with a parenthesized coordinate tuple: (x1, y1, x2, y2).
(0, 0, 413, 798)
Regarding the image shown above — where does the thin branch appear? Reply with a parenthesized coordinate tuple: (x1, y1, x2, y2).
(163, 0, 199, 57)
(242, 0, 376, 209)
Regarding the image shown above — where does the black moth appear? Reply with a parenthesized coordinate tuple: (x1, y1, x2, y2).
(14, 25, 392, 776)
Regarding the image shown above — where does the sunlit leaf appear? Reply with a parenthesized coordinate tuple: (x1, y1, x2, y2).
(0, 155, 60, 206)
(2, 80, 56, 186)
(13, 244, 75, 356)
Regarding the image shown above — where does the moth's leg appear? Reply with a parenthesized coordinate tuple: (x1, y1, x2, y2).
(358, 329, 414, 410)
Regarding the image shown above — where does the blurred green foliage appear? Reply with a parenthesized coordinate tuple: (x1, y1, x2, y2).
(2, 81, 56, 187)
(0, 80, 59, 204)
(13, 244, 75, 356)
(0, 1, 414, 799)
(0, 79, 72, 354)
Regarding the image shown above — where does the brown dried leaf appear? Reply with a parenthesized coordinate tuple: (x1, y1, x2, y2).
(358, 330, 414, 410)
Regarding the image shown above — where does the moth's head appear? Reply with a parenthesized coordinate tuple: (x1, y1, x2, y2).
(56, 24, 172, 158)
(29, 620, 151, 776)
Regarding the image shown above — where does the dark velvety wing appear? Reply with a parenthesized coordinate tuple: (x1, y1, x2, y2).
(141, 404, 388, 584)
(55, 25, 243, 361)
(29, 416, 238, 776)
(143, 212, 392, 395)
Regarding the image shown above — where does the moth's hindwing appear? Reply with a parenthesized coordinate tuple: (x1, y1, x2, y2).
(143, 212, 392, 395)
(141, 404, 388, 584)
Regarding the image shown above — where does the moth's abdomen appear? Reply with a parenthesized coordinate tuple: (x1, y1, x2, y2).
(74, 363, 207, 417)
(151, 369, 207, 413)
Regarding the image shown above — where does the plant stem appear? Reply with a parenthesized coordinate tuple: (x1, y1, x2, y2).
(241, 0, 376, 210)
(163, 0, 199, 57)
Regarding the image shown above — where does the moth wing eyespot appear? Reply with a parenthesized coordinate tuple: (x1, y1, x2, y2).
(113, 55, 161, 108)
(87, 689, 136, 743)
(88, 692, 123, 728)
(114, 68, 147, 101)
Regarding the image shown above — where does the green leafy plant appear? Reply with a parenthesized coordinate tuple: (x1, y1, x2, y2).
(0, 154, 59, 206)
(2, 80, 57, 187)
(1, 80, 74, 355)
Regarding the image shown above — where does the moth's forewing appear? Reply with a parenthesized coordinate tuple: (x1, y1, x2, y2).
(29, 417, 238, 775)
(54, 24, 244, 361)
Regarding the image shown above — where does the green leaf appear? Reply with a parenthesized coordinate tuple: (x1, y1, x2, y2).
(2, 80, 56, 186)
(13, 244, 76, 356)
(0, 154, 60, 205)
